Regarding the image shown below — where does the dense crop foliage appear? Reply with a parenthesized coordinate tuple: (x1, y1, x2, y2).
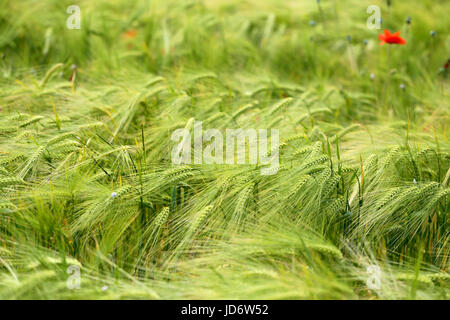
(0, 0, 448, 299)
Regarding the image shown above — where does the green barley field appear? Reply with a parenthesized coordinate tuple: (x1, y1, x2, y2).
(0, 0, 449, 300)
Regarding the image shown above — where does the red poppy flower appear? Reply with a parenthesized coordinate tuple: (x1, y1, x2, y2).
(378, 30, 406, 45)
